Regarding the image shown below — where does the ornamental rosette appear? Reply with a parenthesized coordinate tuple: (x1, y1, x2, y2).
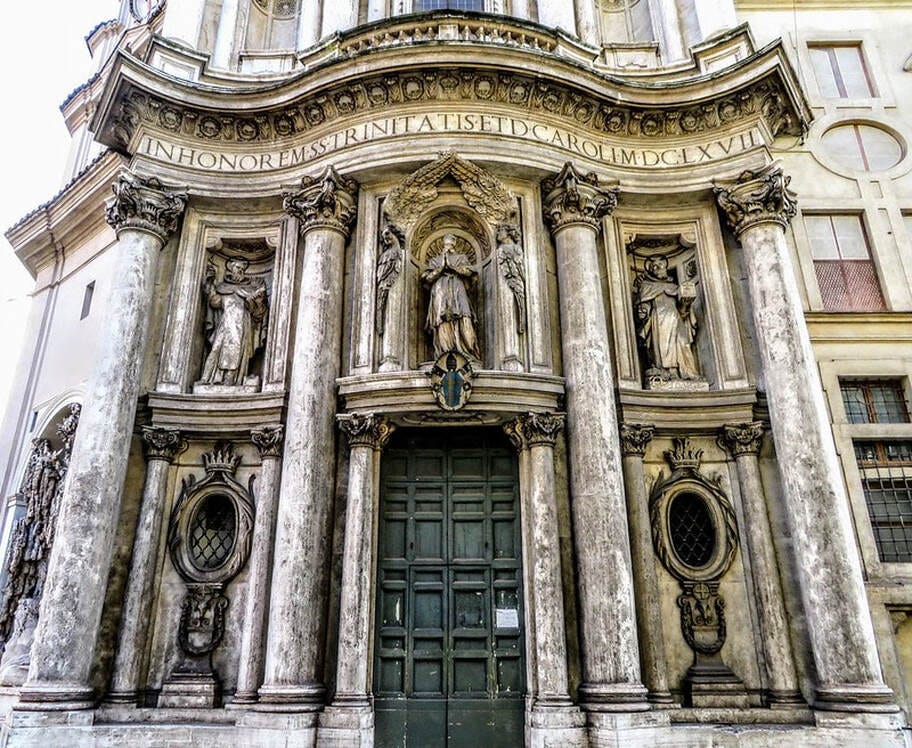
(719, 422, 764, 457)
(104, 171, 187, 242)
(337, 413, 395, 450)
(541, 162, 618, 233)
(284, 165, 359, 237)
(141, 426, 186, 462)
(713, 162, 798, 236)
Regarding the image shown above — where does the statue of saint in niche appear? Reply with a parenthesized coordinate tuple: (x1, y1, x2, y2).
(634, 256, 700, 383)
(422, 234, 481, 361)
(199, 258, 269, 387)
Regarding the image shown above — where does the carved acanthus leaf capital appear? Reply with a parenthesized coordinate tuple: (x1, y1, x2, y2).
(141, 426, 186, 462)
(541, 162, 618, 234)
(337, 413, 396, 450)
(620, 424, 655, 457)
(251, 426, 285, 459)
(104, 171, 187, 243)
(284, 165, 359, 238)
(719, 422, 764, 457)
(714, 163, 798, 236)
(503, 412, 565, 450)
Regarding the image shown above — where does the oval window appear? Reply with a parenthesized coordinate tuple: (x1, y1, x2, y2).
(189, 494, 237, 570)
(669, 492, 716, 569)
(821, 124, 903, 172)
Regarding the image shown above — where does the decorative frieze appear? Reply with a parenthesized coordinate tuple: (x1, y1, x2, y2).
(620, 424, 654, 457)
(713, 163, 798, 236)
(104, 171, 187, 242)
(140, 426, 186, 462)
(719, 422, 764, 457)
(251, 426, 285, 459)
(283, 165, 359, 237)
(337, 413, 396, 450)
(541, 162, 619, 232)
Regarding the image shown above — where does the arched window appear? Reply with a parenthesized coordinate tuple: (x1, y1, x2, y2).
(245, 0, 300, 50)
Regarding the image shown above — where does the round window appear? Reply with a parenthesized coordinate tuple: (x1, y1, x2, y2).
(669, 492, 716, 569)
(821, 124, 903, 172)
(189, 494, 237, 571)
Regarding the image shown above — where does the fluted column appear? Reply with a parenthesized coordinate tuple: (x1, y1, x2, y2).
(234, 426, 285, 703)
(715, 164, 895, 713)
(541, 164, 647, 712)
(259, 166, 358, 708)
(619, 425, 673, 705)
(719, 423, 803, 707)
(19, 172, 186, 709)
(108, 427, 186, 703)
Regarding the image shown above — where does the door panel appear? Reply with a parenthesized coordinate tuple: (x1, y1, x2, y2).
(374, 431, 524, 747)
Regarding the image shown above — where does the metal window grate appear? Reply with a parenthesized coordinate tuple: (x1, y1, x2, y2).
(841, 380, 910, 424)
(814, 260, 886, 311)
(855, 440, 912, 562)
(669, 493, 715, 568)
(189, 495, 236, 570)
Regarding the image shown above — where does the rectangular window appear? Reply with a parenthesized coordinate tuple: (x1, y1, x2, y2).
(855, 440, 912, 562)
(809, 45, 875, 98)
(805, 214, 885, 311)
(80, 281, 95, 320)
(840, 380, 910, 424)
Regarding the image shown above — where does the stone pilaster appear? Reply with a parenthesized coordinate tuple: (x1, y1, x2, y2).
(319, 414, 395, 746)
(259, 166, 358, 709)
(108, 427, 186, 703)
(719, 422, 804, 707)
(715, 164, 896, 713)
(619, 424, 673, 705)
(541, 163, 648, 712)
(19, 171, 186, 709)
(233, 426, 285, 704)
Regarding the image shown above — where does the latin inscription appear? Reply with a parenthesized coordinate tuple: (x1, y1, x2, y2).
(139, 112, 762, 173)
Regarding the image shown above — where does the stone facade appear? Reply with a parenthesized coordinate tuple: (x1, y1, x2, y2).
(0, 0, 911, 746)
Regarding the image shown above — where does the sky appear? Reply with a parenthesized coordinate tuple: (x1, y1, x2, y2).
(0, 1, 118, 428)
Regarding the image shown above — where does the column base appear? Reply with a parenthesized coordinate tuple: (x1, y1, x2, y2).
(103, 689, 142, 706)
(646, 691, 678, 707)
(529, 699, 587, 748)
(578, 682, 650, 712)
(16, 682, 95, 711)
(683, 664, 749, 708)
(255, 683, 326, 712)
(317, 702, 373, 747)
(228, 690, 259, 706)
(813, 684, 899, 714)
(767, 689, 807, 709)
(586, 709, 669, 746)
(158, 673, 220, 709)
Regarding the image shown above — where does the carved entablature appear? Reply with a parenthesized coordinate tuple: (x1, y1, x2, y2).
(541, 162, 619, 233)
(714, 163, 798, 236)
(284, 165, 359, 237)
(104, 170, 187, 242)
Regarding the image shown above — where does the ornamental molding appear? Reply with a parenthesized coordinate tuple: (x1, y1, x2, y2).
(713, 162, 798, 235)
(283, 165, 359, 237)
(104, 170, 187, 242)
(718, 422, 764, 457)
(541, 162, 619, 232)
(337, 413, 396, 450)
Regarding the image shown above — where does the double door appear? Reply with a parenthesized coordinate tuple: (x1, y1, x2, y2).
(374, 430, 525, 747)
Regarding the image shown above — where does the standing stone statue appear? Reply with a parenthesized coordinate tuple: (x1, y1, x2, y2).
(422, 234, 481, 360)
(496, 224, 527, 335)
(199, 258, 269, 387)
(634, 256, 700, 383)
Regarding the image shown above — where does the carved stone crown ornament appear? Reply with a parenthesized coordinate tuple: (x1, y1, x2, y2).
(719, 422, 764, 458)
(713, 162, 798, 236)
(283, 165, 359, 237)
(141, 426, 187, 463)
(104, 170, 188, 242)
(541, 162, 619, 233)
(337, 413, 396, 451)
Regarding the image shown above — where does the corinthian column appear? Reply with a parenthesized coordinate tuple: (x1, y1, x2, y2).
(20, 172, 186, 709)
(715, 164, 895, 713)
(259, 166, 358, 708)
(234, 426, 285, 703)
(108, 427, 186, 703)
(541, 164, 647, 712)
(718, 423, 803, 707)
(619, 424, 673, 705)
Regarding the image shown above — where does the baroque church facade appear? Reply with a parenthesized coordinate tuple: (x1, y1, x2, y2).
(1, 0, 912, 745)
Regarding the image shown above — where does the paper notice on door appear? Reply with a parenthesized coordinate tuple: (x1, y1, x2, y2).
(495, 608, 519, 629)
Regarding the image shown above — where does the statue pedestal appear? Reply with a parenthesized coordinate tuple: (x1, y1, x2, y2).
(192, 382, 260, 395)
(158, 672, 221, 709)
(644, 378, 709, 392)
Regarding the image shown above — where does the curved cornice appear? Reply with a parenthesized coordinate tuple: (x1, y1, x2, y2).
(91, 16, 811, 154)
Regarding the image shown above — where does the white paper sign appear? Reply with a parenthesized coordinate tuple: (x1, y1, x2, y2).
(496, 608, 519, 629)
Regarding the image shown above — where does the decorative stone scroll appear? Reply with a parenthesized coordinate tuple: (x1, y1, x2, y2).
(648, 437, 745, 706)
(0, 404, 81, 685)
(160, 442, 255, 708)
(541, 162, 619, 232)
(283, 165, 359, 237)
(141, 426, 186, 462)
(620, 423, 655, 457)
(251, 425, 285, 459)
(337, 413, 396, 451)
(104, 171, 188, 242)
(719, 422, 764, 457)
(713, 162, 798, 236)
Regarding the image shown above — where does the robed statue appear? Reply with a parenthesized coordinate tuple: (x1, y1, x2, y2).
(422, 234, 481, 360)
(200, 258, 269, 386)
(634, 256, 700, 382)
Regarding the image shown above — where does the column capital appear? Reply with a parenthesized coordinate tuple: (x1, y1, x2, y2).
(719, 422, 765, 457)
(714, 163, 798, 236)
(504, 412, 565, 450)
(104, 170, 187, 242)
(541, 162, 618, 234)
(140, 426, 186, 463)
(251, 425, 285, 459)
(284, 165, 359, 238)
(337, 413, 395, 450)
(620, 424, 655, 457)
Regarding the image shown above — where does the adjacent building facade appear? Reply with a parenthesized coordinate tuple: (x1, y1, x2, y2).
(1, 0, 911, 745)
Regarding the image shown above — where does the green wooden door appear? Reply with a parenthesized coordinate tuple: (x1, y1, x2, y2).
(374, 430, 525, 748)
